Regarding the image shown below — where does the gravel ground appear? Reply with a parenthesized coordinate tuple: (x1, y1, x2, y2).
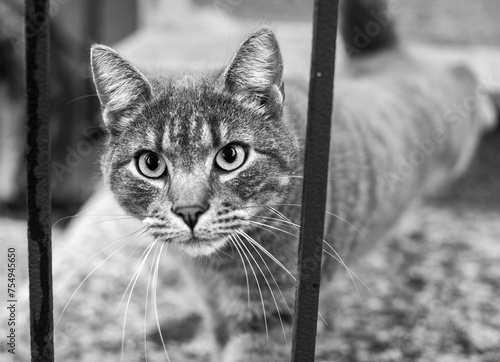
(1, 1, 500, 361)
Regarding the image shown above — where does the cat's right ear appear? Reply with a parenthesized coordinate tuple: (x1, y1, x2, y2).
(223, 27, 284, 112)
(90, 45, 151, 119)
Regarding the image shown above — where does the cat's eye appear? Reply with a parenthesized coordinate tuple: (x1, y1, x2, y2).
(136, 152, 167, 178)
(215, 144, 247, 171)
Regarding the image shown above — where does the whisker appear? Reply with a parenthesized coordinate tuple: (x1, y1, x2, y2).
(218, 249, 239, 261)
(214, 240, 239, 261)
(266, 203, 302, 208)
(53, 231, 144, 338)
(52, 195, 118, 228)
(268, 206, 300, 233)
(153, 242, 171, 362)
(63, 216, 138, 237)
(238, 232, 293, 314)
(54, 226, 147, 295)
(144, 240, 159, 362)
(238, 231, 290, 347)
(241, 203, 302, 209)
(117, 240, 158, 312)
(318, 311, 328, 326)
(254, 207, 371, 296)
(121, 231, 153, 265)
(322, 241, 374, 297)
(252, 217, 368, 296)
(253, 215, 299, 228)
(248, 220, 298, 238)
(283, 174, 369, 180)
(239, 229, 296, 282)
(322, 248, 359, 297)
(213, 248, 224, 261)
(228, 236, 251, 306)
(121, 239, 158, 361)
(325, 211, 371, 245)
(66, 93, 99, 105)
(239, 227, 325, 325)
(233, 234, 269, 341)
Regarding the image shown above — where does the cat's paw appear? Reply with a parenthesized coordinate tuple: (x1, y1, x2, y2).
(221, 332, 290, 362)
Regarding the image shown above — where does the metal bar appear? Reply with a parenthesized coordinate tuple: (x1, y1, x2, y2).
(25, 0, 54, 361)
(291, 0, 339, 361)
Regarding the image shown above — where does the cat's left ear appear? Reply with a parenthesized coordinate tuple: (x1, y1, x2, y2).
(90, 45, 152, 115)
(223, 27, 285, 110)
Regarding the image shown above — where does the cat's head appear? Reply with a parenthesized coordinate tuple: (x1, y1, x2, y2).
(91, 27, 298, 256)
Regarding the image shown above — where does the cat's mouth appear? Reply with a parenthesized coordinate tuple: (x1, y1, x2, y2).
(142, 216, 239, 256)
(173, 235, 230, 257)
(146, 228, 231, 257)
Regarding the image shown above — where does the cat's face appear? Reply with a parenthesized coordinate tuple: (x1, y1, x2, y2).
(91, 28, 299, 256)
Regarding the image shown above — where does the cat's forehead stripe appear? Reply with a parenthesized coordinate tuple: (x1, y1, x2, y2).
(209, 119, 222, 147)
(218, 122, 229, 144)
(163, 113, 213, 148)
(146, 128, 160, 149)
(200, 121, 212, 147)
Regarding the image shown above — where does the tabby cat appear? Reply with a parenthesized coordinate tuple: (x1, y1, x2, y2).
(90, 0, 495, 360)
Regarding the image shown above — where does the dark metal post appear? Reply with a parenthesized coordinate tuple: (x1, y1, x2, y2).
(25, 0, 54, 361)
(291, 0, 339, 360)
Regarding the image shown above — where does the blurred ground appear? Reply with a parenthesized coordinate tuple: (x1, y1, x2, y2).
(1, 0, 500, 361)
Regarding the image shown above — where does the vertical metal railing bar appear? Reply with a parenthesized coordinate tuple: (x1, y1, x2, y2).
(291, 0, 339, 361)
(25, 0, 54, 361)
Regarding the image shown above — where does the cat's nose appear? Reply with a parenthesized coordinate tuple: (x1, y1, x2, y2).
(173, 205, 208, 229)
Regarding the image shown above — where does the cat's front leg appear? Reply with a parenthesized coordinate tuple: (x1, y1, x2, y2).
(221, 327, 292, 362)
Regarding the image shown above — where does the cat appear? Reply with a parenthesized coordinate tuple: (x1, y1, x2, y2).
(89, 0, 496, 360)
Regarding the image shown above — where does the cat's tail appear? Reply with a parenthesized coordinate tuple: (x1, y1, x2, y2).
(340, 0, 399, 57)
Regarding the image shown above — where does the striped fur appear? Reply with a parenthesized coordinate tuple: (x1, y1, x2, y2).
(90, 0, 496, 360)
(92, 31, 298, 259)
